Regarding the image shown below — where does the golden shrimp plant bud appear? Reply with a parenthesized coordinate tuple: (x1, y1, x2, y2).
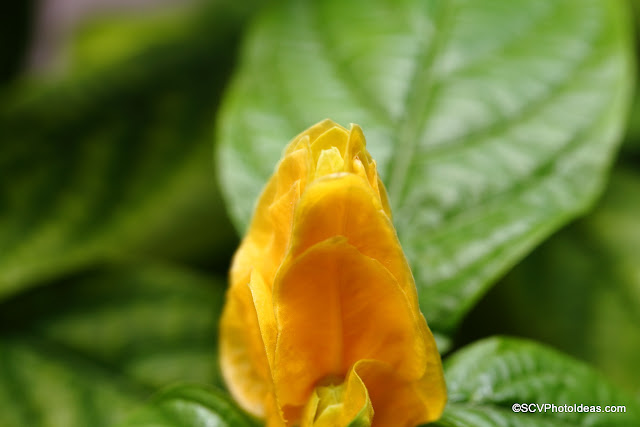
(220, 120, 446, 427)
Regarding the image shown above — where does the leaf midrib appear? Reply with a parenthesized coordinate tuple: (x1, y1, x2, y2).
(385, 0, 455, 200)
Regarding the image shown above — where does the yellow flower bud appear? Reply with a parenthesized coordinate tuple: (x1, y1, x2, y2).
(220, 119, 446, 426)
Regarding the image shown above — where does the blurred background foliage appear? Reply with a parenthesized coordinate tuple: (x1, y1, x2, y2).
(0, 0, 249, 297)
(0, 0, 638, 425)
(0, 0, 254, 425)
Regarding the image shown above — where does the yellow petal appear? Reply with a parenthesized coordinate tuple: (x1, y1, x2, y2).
(301, 366, 373, 427)
(272, 238, 424, 409)
(288, 173, 442, 387)
(315, 147, 345, 178)
(274, 146, 310, 199)
(310, 126, 349, 162)
(289, 173, 421, 317)
(247, 270, 277, 369)
(355, 359, 446, 427)
(219, 281, 271, 417)
(230, 148, 307, 294)
(286, 119, 344, 155)
(344, 124, 367, 167)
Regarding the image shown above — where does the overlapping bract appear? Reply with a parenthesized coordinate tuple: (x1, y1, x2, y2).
(220, 120, 446, 426)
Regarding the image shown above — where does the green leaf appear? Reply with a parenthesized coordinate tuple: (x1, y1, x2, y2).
(216, 0, 635, 339)
(0, 265, 226, 427)
(118, 384, 259, 427)
(462, 167, 640, 394)
(431, 337, 640, 426)
(0, 0, 260, 299)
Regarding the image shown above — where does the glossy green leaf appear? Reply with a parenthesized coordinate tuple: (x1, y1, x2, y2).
(431, 337, 640, 426)
(216, 0, 635, 340)
(0, 265, 226, 427)
(0, 0, 261, 299)
(462, 167, 640, 395)
(118, 384, 259, 427)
